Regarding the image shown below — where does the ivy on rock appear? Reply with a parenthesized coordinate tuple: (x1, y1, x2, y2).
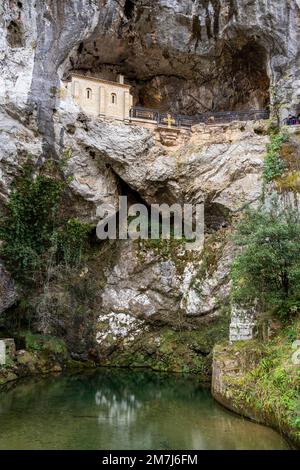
(0, 158, 92, 287)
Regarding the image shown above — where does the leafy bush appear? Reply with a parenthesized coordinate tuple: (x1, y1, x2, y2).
(231, 201, 300, 319)
(263, 132, 288, 183)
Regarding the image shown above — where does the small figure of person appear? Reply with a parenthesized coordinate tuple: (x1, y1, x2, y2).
(286, 114, 297, 125)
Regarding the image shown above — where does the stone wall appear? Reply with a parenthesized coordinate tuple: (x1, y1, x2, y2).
(229, 306, 256, 342)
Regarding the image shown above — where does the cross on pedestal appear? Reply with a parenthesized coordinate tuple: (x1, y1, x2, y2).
(163, 113, 176, 128)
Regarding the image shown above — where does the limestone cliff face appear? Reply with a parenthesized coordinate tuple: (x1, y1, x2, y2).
(1, 0, 298, 197)
(0, 1, 297, 362)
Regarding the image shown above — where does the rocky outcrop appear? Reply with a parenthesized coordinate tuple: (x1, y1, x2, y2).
(0, 338, 15, 365)
(61, 0, 299, 118)
(0, 112, 41, 202)
(0, 0, 290, 210)
(212, 335, 300, 448)
(0, 340, 95, 388)
(99, 241, 181, 324)
(57, 107, 269, 217)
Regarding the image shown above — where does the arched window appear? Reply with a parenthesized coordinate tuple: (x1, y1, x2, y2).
(111, 93, 117, 104)
(86, 88, 92, 99)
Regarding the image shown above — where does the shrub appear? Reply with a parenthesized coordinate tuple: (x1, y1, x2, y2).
(22, 331, 67, 355)
(57, 218, 91, 267)
(0, 168, 63, 284)
(263, 132, 288, 184)
(231, 201, 300, 319)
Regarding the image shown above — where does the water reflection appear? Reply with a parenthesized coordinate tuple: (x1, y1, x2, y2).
(95, 389, 142, 426)
(0, 369, 290, 450)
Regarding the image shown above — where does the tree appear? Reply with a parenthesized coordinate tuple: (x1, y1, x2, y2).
(0, 168, 63, 284)
(0, 162, 91, 286)
(231, 201, 300, 319)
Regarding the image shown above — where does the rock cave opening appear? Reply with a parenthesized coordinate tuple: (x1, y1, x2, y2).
(62, 32, 270, 117)
(124, 0, 135, 20)
(6, 20, 24, 48)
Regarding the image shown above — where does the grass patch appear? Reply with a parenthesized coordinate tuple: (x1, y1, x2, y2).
(218, 318, 300, 446)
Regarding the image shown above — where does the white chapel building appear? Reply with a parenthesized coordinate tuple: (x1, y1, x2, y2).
(64, 73, 134, 121)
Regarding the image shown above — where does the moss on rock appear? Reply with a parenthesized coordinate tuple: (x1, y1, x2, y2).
(212, 318, 300, 448)
(99, 314, 230, 379)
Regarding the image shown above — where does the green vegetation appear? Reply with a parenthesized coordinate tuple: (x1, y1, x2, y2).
(231, 201, 300, 319)
(21, 331, 67, 356)
(263, 132, 288, 184)
(57, 218, 91, 267)
(0, 158, 94, 352)
(194, 229, 227, 282)
(274, 135, 300, 192)
(217, 129, 300, 446)
(0, 166, 63, 283)
(137, 237, 198, 275)
(99, 314, 230, 378)
(0, 161, 91, 287)
(276, 171, 300, 192)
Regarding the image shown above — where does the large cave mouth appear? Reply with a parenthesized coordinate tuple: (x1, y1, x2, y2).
(218, 40, 270, 112)
(62, 34, 270, 116)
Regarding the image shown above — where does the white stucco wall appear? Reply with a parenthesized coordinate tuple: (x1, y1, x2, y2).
(64, 75, 133, 120)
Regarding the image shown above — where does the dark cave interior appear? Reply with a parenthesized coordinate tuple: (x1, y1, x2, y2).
(62, 12, 270, 116)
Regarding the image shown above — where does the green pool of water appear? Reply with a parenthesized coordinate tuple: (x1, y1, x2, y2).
(0, 369, 290, 450)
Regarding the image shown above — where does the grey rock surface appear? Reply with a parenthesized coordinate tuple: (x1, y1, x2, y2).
(1, 0, 297, 346)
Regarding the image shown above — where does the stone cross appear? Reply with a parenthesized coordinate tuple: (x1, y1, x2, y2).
(163, 113, 176, 128)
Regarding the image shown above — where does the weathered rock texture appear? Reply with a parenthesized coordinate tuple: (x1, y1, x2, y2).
(0, 338, 15, 365)
(0, 263, 17, 316)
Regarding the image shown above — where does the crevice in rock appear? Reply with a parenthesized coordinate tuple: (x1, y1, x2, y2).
(192, 15, 202, 44)
(205, 202, 231, 232)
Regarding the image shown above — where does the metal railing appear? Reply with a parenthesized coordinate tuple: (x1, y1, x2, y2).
(129, 107, 160, 122)
(130, 107, 270, 129)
